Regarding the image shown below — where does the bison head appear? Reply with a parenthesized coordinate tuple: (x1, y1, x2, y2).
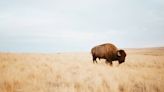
(117, 50, 126, 64)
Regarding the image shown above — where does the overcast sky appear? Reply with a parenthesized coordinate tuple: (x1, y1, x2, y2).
(0, 0, 164, 52)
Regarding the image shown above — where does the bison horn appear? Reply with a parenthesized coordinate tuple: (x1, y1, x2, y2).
(117, 50, 121, 56)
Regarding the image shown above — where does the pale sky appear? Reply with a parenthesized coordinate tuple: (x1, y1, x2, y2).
(0, 0, 164, 52)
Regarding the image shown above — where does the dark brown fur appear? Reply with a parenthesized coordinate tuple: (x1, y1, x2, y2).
(91, 43, 126, 65)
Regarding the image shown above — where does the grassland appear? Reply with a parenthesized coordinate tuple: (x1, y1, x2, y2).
(0, 48, 164, 92)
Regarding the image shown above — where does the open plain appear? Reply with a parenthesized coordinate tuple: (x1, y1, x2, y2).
(0, 48, 164, 92)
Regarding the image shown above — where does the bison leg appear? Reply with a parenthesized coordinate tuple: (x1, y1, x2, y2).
(92, 56, 97, 63)
(109, 61, 112, 65)
(105, 60, 108, 64)
(106, 59, 112, 66)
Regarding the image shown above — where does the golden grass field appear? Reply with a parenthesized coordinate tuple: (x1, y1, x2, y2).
(0, 48, 164, 92)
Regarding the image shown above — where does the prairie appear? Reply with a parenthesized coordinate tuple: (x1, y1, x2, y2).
(0, 48, 164, 92)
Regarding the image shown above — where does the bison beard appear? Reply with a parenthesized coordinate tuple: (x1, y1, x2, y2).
(91, 43, 126, 65)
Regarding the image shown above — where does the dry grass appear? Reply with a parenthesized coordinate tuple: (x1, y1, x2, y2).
(0, 48, 164, 92)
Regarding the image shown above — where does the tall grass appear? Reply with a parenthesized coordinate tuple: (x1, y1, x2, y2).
(0, 48, 164, 92)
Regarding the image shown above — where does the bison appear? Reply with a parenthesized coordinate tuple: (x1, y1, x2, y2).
(91, 43, 126, 65)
